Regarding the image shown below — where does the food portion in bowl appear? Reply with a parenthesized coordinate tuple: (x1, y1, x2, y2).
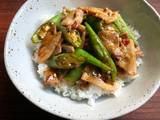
(31, 7, 143, 105)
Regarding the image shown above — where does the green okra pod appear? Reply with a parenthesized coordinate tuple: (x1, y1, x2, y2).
(32, 13, 62, 44)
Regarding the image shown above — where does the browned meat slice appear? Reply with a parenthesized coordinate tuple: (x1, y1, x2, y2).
(53, 38, 62, 55)
(43, 69, 59, 87)
(62, 44, 75, 53)
(61, 8, 84, 29)
(81, 72, 118, 92)
(117, 39, 137, 75)
(37, 24, 62, 63)
(99, 29, 137, 75)
(37, 31, 62, 63)
(80, 7, 118, 24)
(99, 30, 122, 57)
(79, 65, 117, 92)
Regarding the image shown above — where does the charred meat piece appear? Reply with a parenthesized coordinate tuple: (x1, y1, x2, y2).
(81, 72, 118, 92)
(43, 69, 60, 87)
(80, 65, 117, 92)
(80, 7, 118, 24)
(37, 24, 62, 63)
(117, 39, 137, 75)
(61, 7, 84, 29)
(99, 29, 137, 75)
(53, 38, 63, 55)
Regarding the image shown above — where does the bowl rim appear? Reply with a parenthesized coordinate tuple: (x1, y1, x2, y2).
(4, 0, 160, 119)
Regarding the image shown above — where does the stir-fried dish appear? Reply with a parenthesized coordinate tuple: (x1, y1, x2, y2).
(32, 7, 143, 105)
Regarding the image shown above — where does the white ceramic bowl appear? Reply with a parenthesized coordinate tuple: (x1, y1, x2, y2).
(4, 0, 160, 119)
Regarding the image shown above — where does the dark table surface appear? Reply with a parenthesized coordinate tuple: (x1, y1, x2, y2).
(0, 0, 160, 120)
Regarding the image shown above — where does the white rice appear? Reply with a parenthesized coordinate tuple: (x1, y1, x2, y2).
(36, 60, 143, 105)
(37, 64, 48, 78)
(35, 56, 142, 105)
(36, 63, 130, 105)
(54, 81, 124, 106)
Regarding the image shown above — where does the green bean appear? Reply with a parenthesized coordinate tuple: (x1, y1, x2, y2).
(75, 48, 112, 72)
(85, 22, 117, 80)
(113, 14, 138, 46)
(86, 15, 102, 33)
(64, 65, 84, 85)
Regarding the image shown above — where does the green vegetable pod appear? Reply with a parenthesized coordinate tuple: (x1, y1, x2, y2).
(75, 48, 112, 72)
(85, 22, 117, 80)
(59, 26, 82, 48)
(32, 13, 62, 44)
(113, 14, 138, 46)
(64, 65, 84, 85)
(48, 53, 85, 69)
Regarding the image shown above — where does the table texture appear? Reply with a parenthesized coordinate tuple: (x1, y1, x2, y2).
(0, 0, 160, 120)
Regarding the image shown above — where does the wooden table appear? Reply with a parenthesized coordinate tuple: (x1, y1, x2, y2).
(0, 0, 159, 120)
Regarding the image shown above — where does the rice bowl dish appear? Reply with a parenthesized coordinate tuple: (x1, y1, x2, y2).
(31, 7, 143, 105)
